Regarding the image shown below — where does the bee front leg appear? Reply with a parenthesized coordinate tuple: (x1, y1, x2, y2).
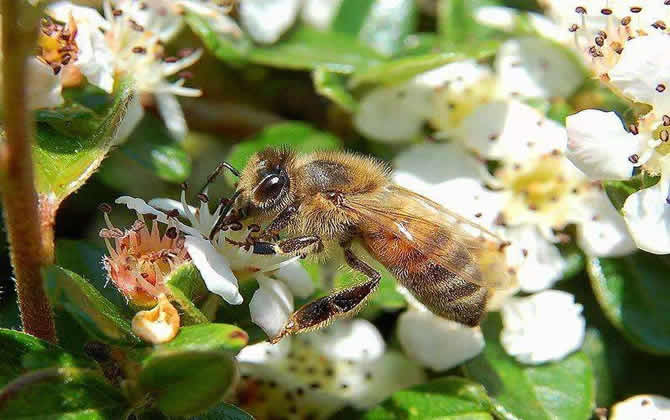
(269, 248, 381, 343)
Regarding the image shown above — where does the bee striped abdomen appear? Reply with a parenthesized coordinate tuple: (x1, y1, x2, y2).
(363, 223, 488, 326)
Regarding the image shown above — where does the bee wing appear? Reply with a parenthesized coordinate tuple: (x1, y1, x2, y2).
(345, 184, 512, 289)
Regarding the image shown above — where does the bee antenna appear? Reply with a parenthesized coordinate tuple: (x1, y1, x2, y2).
(209, 189, 243, 240)
(200, 161, 240, 194)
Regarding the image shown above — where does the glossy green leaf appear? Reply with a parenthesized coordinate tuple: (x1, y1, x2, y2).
(161, 324, 248, 354)
(189, 403, 254, 420)
(33, 78, 136, 204)
(604, 173, 660, 211)
(313, 68, 358, 112)
(188, 14, 383, 73)
(114, 115, 192, 183)
(330, 0, 376, 35)
(582, 328, 615, 408)
(350, 43, 499, 87)
(225, 122, 342, 184)
(165, 263, 209, 325)
(463, 314, 595, 420)
(43, 265, 139, 345)
(588, 253, 670, 355)
(0, 367, 128, 419)
(363, 376, 496, 420)
(0, 329, 95, 387)
(138, 349, 237, 416)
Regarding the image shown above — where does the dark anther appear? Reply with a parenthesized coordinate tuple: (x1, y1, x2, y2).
(98, 203, 112, 213)
(165, 226, 178, 239)
(621, 16, 631, 25)
(628, 154, 640, 164)
(629, 124, 639, 135)
(145, 213, 158, 221)
(575, 6, 587, 14)
(569, 24, 579, 32)
(197, 193, 209, 203)
(167, 209, 180, 218)
(132, 46, 147, 54)
(657, 84, 667, 92)
(164, 56, 179, 63)
(229, 222, 243, 231)
(630, 6, 642, 13)
(600, 8, 612, 15)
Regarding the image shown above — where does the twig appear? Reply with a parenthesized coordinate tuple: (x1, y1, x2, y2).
(0, 1, 56, 342)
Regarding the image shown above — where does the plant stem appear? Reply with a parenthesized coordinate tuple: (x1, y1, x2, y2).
(0, 1, 56, 342)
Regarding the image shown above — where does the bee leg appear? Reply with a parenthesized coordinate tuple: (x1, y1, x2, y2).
(269, 248, 380, 343)
(199, 161, 240, 193)
(258, 203, 300, 240)
(248, 235, 323, 256)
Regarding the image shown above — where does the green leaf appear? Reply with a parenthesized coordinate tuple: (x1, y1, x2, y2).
(313, 68, 358, 112)
(588, 253, 670, 355)
(438, 0, 506, 45)
(33, 78, 136, 204)
(0, 368, 128, 419)
(604, 173, 660, 211)
(165, 263, 209, 325)
(350, 43, 499, 87)
(330, 0, 376, 35)
(188, 14, 383, 74)
(581, 328, 615, 408)
(43, 265, 139, 345)
(189, 403, 254, 420)
(225, 122, 342, 184)
(363, 376, 496, 419)
(0, 329, 95, 387)
(114, 115, 192, 183)
(463, 313, 595, 420)
(138, 348, 237, 416)
(214, 280, 266, 345)
(161, 324, 248, 355)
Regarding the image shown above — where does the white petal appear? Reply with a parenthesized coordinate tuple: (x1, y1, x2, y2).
(504, 225, 566, 293)
(26, 58, 63, 110)
(610, 395, 670, 420)
(474, 5, 517, 30)
(185, 235, 243, 305)
(566, 110, 645, 180)
(274, 260, 314, 298)
(250, 274, 294, 338)
(239, 0, 301, 44)
(236, 337, 291, 363)
(155, 93, 187, 141)
(622, 159, 670, 254)
(458, 100, 567, 164)
(115, 196, 202, 237)
(610, 34, 670, 115)
(351, 351, 425, 409)
(75, 25, 115, 93)
(47, 1, 110, 30)
(501, 290, 585, 364)
(302, 0, 343, 30)
(354, 83, 430, 143)
(397, 309, 484, 371)
(310, 319, 385, 362)
(496, 37, 583, 99)
(113, 91, 143, 144)
(577, 192, 637, 257)
(393, 142, 486, 186)
(148, 198, 191, 218)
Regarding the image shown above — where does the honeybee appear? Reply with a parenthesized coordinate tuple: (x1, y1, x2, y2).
(208, 148, 510, 343)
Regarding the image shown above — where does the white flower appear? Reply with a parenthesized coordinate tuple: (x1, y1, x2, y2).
(609, 33, 670, 117)
(500, 290, 585, 364)
(474, 6, 570, 43)
(610, 395, 670, 420)
(26, 58, 64, 110)
(47, 1, 115, 93)
(240, 0, 302, 44)
(495, 37, 583, 99)
(116, 191, 314, 337)
(622, 155, 670, 254)
(397, 308, 484, 371)
(234, 319, 425, 418)
(566, 110, 653, 180)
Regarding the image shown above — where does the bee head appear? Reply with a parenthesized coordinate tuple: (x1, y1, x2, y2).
(238, 147, 295, 213)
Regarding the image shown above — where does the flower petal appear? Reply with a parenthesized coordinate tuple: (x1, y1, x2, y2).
(610, 395, 670, 420)
(566, 110, 646, 180)
(622, 162, 670, 254)
(185, 235, 242, 305)
(239, 0, 301, 44)
(26, 58, 63, 110)
(250, 274, 294, 338)
(274, 260, 315, 298)
(115, 196, 202, 237)
(577, 192, 637, 257)
(609, 33, 670, 115)
(155, 93, 187, 141)
(500, 290, 585, 364)
(302, 0, 344, 29)
(393, 142, 486, 186)
(397, 309, 484, 371)
(113, 91, 143, 144)
(309, 319, 385, 362)
(496, 37, 583, 99)
(237, 337, 292, 364)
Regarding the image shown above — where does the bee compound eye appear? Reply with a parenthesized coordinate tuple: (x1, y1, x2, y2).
(255, 174, 286, 202)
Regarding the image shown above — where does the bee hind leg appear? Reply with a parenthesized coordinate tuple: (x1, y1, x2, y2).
(269, 248, 380, 343)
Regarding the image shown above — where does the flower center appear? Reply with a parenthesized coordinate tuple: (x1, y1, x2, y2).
(38, 16, 79, 75)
